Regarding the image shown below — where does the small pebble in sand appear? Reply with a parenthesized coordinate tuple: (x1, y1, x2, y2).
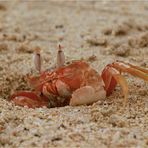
(0, 43, 8, 52)
(90, 109, 103, 122)
(51, 136, 62, 142)
(136, 32, 148, 47)
(14, 26, 21, 33)
(102, 27, 112, 35)
(128, 32, 148, 48)
(3, 33, 17, 41)
(112, 22, 131, 36)
(140, 60, 148, 68)
(86, 55, 97, 62)
(55, 24, 64, 29)
(140, 61, 148, 68)
(100, 108, 115, 117)
(0, 4, 6, 11)
(111, 131, 121, 144)
(128, 37, 136, 48)
(69, 133, 85, 142)
(135, 23, 148, 31)
(103, 20, 133, 36)
(109, 114, 128, 127)
(86, 36, 107, 46)
(2, 33, 26, 42)
(0, 66, 3, 71)
(0, 23, 3, 31)
(15, 43, 33, 53)
(0, 126, 5, 132)
(111, 44, 130, 57)
(139, 88, 147, 96)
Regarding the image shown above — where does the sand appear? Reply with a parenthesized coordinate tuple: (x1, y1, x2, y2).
(0, 1, 148, 147)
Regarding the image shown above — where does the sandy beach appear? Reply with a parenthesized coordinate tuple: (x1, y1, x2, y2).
(0, 1, 148, 147)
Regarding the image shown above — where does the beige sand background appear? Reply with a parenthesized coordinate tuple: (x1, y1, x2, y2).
(0, 1, 148, 147)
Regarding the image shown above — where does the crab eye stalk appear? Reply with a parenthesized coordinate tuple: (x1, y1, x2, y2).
(33, 46, 42, 73)
(57, 44, 65, 68)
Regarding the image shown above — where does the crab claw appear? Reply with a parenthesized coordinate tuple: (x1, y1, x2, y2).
(10, 91, 49, 108)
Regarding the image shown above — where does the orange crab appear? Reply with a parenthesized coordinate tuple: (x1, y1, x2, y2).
(10, 45, 148, 108)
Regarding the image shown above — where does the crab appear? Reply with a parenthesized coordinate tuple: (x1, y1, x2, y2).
(10, 45, 148, 108)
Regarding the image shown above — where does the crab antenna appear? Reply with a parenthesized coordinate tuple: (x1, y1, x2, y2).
(33, 47, 41, 73)
(57, 44, 65, 68)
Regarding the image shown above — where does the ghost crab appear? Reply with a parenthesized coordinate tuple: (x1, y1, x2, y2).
(10, 45, 148, 108)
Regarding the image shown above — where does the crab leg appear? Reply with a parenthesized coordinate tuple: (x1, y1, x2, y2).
(117, 61, 148, 74)
(108, 67, 128, 106)
(10, 91, 49, 108)
(102, 61, 147, 106)
(57, 44, 65, 68)
(102, 66, 128, 106)
(111, 61, 148, 81)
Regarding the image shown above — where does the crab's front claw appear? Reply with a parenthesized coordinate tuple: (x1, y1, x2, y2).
(10, 91, 49, 108)
(70, 86, 106, 106)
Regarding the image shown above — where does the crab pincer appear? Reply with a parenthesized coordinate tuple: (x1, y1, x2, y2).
(10, 91, 49, 108)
